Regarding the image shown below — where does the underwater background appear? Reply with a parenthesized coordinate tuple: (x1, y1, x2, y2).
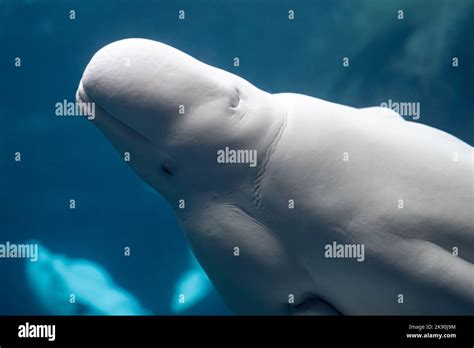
(0, 0, 473, 315)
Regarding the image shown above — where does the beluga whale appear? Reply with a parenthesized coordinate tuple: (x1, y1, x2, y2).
(77, 38, 474, 315)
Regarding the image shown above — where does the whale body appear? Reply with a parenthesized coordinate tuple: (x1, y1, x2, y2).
(77, 38, 474, 315)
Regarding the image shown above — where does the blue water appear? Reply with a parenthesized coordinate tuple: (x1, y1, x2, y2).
(1, 0, 472, 315)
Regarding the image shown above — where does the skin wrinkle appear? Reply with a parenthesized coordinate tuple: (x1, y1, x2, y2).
(252, 104, 288, 210)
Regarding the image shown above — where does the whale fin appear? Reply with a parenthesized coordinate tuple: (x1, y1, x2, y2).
(183, 204, 324, 314)
(290, 297, 342, 316)
(360, 106, 404, 120)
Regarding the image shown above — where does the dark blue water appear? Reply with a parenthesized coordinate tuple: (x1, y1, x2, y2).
(1, 0, 472, 315)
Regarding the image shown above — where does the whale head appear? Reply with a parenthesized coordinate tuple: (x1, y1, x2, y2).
(77, 39, 285, 209)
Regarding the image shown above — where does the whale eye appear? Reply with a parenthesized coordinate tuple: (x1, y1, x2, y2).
(161, 161, 174, 176)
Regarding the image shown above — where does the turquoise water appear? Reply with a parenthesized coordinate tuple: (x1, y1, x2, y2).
(0, 0, 472, 315)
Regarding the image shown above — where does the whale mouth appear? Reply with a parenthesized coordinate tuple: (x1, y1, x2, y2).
(76, 80, 144, 138)
(76, 80, 93, 109)
(76, 79, 163, 154)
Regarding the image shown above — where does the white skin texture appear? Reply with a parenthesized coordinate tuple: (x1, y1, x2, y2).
(77, 39, 474, 315)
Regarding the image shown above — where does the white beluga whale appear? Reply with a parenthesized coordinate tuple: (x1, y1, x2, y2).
(77, 38, 474, 315)
(170, 250, 213, 313)
(26, 241, 150, 315)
